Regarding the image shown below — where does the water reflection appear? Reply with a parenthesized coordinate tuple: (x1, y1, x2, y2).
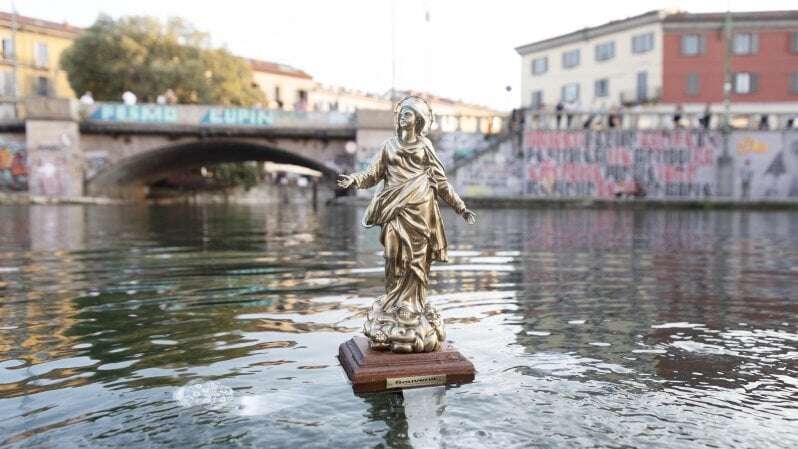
(0, 204, 796, 448)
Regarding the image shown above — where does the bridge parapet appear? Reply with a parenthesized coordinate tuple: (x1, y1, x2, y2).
(355, 108, 506, 135)
(1, 98, 508, 200)
(82, 102, 356, 133)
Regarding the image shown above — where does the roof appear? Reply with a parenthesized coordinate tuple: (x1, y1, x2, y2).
(664, 10, 798, 23)
(515, 10, 664, 55)
(515, 9, 798, 54)
(246, 58, 313, 80)
(663, 10, 798, 29)
(0, 11, 82, 36)
(392, 89, 500, 113)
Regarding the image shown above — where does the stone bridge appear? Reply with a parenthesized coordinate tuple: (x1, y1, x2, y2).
(0, 98, 505, 199)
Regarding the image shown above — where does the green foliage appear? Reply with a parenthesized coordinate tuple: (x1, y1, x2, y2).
(61, 14, 265, 105)
(211, 162, 260, 191)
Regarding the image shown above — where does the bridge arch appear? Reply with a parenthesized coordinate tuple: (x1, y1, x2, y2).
(86, 138, 345, 197)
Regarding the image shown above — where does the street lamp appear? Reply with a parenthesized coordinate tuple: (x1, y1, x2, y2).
(717, 9, 735, 198)
(723, 9, 732, 132)
(11, 2, 18, 118)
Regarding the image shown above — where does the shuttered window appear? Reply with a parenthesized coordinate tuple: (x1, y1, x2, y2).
(733, 33, 758, 54)
(681, 34, 705, 55)
(686, 74, 700, 96)
(733, 72, 758, 94)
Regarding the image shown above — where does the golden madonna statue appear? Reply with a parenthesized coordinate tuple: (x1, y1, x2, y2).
(338, 96, 477, 353)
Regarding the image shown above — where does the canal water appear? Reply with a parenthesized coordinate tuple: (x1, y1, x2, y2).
(0, 204, 796, 448)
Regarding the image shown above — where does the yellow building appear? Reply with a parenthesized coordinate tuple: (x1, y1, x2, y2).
(0, 11, 80, 100)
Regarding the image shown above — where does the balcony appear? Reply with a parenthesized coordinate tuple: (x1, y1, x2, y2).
(619, 86, 662, 105)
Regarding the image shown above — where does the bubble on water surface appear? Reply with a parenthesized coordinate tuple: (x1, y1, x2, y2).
(173, 382, 234, 409)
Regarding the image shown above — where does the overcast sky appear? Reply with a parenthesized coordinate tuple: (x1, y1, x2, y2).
(8, 0, 797, 110)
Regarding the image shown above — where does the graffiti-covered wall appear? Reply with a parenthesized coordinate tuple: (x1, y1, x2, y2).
(0, 136, 28, 192)
(524, 130, 721, 199)
(352, 130, 517, 197)
(731, 131, 798, 200)
(451, 138, 525, 197)
(433, 132, 492, 169)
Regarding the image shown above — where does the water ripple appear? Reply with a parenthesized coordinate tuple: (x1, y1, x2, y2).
(1, 205, 797, 448)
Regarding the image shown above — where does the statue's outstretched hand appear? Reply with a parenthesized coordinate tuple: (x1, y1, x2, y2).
(337, 174, 355, 189)
(462, 209, 477, 225)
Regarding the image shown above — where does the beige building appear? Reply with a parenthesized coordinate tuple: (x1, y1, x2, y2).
(516, 10, 666, 111)
(247, 59, 393, 113)
(247, 58, 316, 111)
(393, 89, 502, 132)
(311, 85, 391, 112)
(0, 11, 80, 101)
(247, 58, 503, 126)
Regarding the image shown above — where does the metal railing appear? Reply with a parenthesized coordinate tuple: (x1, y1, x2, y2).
(432, 114, 506, 134)
(522, 110, 798, 131)
(617, 86, 662, 105)
(0, 99, 21, 122)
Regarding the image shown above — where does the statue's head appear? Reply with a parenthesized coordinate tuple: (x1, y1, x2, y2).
(394, 96, 433, 136)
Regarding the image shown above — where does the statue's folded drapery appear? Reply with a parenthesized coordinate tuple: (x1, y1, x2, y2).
(352, 136, 465, 318)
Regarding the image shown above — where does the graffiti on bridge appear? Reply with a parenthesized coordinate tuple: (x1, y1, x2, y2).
(90, 104, 179, 124)
(87, 103, 353, 128)
(0, 141, 27, 191)
(524, 130, 720, 198)
(84, 150, 111, 181)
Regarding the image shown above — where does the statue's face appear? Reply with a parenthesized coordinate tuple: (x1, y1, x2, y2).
(398, 107, 416, 131)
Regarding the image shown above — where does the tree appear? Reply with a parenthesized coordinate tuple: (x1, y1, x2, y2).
(61, 15, 265, 106)
(211, 162, 260, 191)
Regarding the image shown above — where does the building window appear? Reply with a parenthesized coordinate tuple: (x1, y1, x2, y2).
(636, 71, 648, 101)
(792, 32, 798, 53)
(631, 33, 654, 53)
(531, 56, 548, 75)
(0, 70, 13, 96)
(791, 72, 798, 93)
(530, 90, 543, 109)
(561, 83, 579, 102)
(594, 41, 615, 61)
(36, 76, 50, 96)
(681, 34, 705, 55)
(733, 33, 758, 55)
(34, 42, 49, 67)
(686, 74, 700, 96)
(733, 72, 757, 94)
(562, 49, 580, 69)
(594, 78, 609, 97)
(1, 38, 12, 60)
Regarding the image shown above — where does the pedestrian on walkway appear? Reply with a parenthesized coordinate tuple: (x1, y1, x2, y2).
(740, 159, 754, 199)
(555, 101, 564, 129)
(699, 103, 711, 130)
(79, 91, 94, 105)
(122, 90, 137, 105)
(164, 89, 178, 105)
(673, 104, 684, 128)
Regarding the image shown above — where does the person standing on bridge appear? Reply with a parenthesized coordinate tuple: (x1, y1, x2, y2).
(79, 91, 94, 105)
(337, 95, 476, 353)
(122, 90, 137, 105)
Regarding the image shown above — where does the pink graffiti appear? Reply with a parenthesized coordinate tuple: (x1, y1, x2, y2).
(525, 131, 586, 150)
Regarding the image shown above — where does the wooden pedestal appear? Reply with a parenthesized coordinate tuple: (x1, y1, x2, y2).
(338, 336, 476, 393)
